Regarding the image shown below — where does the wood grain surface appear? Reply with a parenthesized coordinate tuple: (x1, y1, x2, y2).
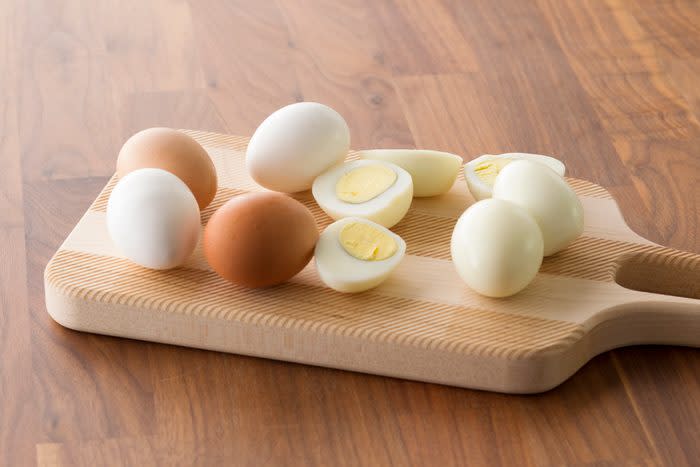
(1, 0, 699, 465)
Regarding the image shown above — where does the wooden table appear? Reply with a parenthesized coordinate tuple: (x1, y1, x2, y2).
(1, 1, 698, 465)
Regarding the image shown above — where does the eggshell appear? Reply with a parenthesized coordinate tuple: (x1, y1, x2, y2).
(246, 102, 350, 193)
(451, 199, 543, 298)
(117, 127, 218, 209)
(107, 168, 201, 270)
(492, 159, 583, 256)
(204, 192, 319, 288)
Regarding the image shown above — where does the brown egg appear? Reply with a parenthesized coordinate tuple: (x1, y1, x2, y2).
(117, 128, 217, 209)
(204, 192, 319, 288)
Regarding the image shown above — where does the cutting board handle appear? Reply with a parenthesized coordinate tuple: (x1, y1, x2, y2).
(604, 246, 700, 348)
(614, 247, 700, 301)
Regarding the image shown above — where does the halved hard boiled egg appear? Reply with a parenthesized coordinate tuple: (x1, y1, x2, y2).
(315, 217, 406, 293)
(464, 153, 565, 201)
(358, 149, 462, 197)
(312, 159, 413, 228)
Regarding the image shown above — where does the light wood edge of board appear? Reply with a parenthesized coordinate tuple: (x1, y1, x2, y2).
(42, 130, 700, 394)
(41, 275, 700, 394)
(43, 269, 700, 394)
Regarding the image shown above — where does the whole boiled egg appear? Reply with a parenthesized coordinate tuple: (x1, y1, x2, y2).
(204, 192, 318, 288)
(312, 159, 413, 228)
(315, 217, 406, 293)
(358, 149, 462, 197)
(117, 128, 217, 210)
(451, 199, 544, 298)
(464, 153, 565, 201)
(107, 168, 201, 270)
(492, 160, 583, 256)
(246, 102, 350, 193)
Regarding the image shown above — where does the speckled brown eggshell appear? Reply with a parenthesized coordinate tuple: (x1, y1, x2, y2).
(204, 192, 319, 288)
(117, 128, 217, 210)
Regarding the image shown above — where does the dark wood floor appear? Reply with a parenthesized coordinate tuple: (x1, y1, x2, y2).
(1, 0, 699, 465)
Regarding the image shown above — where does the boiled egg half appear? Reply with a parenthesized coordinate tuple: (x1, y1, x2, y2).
(358, 149, 462, 197)
(312, 159, 413, 228)
(464, 153, 565, 201)
(315, 217, 406, 293)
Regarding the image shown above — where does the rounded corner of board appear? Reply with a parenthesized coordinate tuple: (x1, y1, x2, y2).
(494, 344, 585, 394)
(44, 259, 89, 332)
(503, 365, 572, 394)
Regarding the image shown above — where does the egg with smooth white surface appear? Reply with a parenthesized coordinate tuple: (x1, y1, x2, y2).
(492, 160, 583, 256)
(107, 168, 201, 270)
(312, 159, 413, 228)
(451, 199, 543, 298)
(246, 102, 350, 193)
(464, 153, 565, 201)
(358, 149, 462, 197)
(315, 217, 406, 293)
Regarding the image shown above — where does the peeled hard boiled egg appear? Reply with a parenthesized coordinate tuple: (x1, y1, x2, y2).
(312, 159, 413, 228)
(107, 168, 201, 270)
(315, 217, 406, 293)
(358, 149, 462, 197)
(451, 199, 544, 298)
(117, 128, 217, 210)
(492, 159, 583, 256)
(464, 153, 565, 201)
(246, 102, 350, 193)
(204, 192, 318, 288)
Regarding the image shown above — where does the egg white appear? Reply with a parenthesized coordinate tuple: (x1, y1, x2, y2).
(451, 199, 543, 298)
(312, 159, 413, 228)
(358, 149, 462, 197)
(314, 217, 406, 293)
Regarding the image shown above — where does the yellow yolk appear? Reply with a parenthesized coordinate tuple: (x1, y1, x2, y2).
(473, 158, 513, 185)
(335, 165, 397, 203)
(339, 222, 397, 261)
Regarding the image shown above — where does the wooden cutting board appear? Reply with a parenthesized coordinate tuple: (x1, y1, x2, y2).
(44, 130, 700, 394)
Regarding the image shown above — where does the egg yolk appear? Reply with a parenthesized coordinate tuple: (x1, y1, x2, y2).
(339, 222, 397, 261)
(335, 165, 397, 203)
(474, 159, 513, 185)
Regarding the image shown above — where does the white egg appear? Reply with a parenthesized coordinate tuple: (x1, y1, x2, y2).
(246, 102, 350, 193)
(107, 168, 201, 269)
(312, 159, 413, 228)
(451, 199, 544, 297)
(358, 149, 463, 197)
(315, 217, 406, 293)
(464, 152, 565, 201)
(493, 159, 583, 256)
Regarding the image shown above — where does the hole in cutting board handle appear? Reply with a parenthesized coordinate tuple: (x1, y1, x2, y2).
(614, 251, 700, 300)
